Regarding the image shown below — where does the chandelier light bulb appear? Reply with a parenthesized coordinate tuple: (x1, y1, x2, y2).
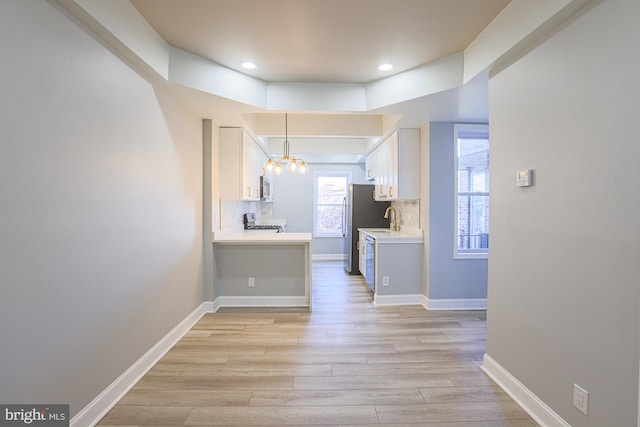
(298, 161, 307, 174)
(265, 158, 274, 171)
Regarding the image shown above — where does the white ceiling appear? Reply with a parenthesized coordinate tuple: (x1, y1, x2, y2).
(127, 0, 511, 160)
(130, 0, 510, 84)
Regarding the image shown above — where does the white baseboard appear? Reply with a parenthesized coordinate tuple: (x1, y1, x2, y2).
(211, 297, 222, 313)
(71, 302, 209, 427)
(213, 295, 310, 308)
(482, 353, 570, 427)
(312, 253, 346, 261)
(373, 293, 425, 306)
(426, 297, 487, 310)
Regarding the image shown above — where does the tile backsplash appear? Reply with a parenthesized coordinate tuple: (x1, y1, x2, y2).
(218, 199, 417, 231)
(219, 200, 273, 230)
(391, 199, 420, 229)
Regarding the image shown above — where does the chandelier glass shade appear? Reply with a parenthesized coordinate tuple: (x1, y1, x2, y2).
(264, 114, 307, 175)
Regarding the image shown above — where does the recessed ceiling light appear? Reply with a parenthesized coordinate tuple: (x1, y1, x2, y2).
(242, 62, 257, 70)
(377, 63, 393, 71)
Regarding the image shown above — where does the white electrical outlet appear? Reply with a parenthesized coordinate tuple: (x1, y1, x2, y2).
(248, 277, 255, 287)
(573, 384, 589, 415)
(382, 276, 389, 287)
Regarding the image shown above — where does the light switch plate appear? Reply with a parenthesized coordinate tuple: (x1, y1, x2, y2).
(516, 169, 533, 187)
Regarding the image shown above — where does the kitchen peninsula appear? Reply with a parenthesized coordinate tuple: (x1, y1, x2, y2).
(212, 231, 313, 310)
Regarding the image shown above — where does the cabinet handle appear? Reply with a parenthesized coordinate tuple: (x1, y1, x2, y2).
(246, 186, 251, 197)
(389, 186, 393, 197)
(367, 170, 372, 177)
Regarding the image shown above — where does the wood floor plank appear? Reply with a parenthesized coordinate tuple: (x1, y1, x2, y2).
(264, 343, 396, 355)
(184, 405, 379, 425)
(169, 344, 267, 354)
(366, 349, 482, 364)
(181, 363, 332, 377)
(375, 401, 535, 424)
(419, 386, 512, 404)
(294, 373, 454, 390)
(98, 405, 192, 425)
(97, 261, 538, 426)
(330, 361, 480, 377)
(226, 353, 368, 365)
(133, 375, 294, 390)
(117, 389, 252, 406)
(155, 353, 229, 365)
(249, 388, 426, 406)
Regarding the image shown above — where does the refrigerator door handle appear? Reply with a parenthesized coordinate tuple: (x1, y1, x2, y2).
(342, 196, 346, 237)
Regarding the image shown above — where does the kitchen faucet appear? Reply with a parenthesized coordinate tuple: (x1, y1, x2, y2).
(384, 206, 399, 231)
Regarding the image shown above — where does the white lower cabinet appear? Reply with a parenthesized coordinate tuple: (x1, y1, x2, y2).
(358, 232, 367, 278)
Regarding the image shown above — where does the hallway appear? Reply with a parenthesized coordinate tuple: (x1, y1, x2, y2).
(98, 261, 537, 426)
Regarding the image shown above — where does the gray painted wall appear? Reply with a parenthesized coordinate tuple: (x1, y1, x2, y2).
(215, 245, 306, 296)
(272, 163, 367, 255)
(428, 123, 488, 299)
(376, 243, 423, 296)
(486, 1, 640, 425)
(0, 1, 204, 417)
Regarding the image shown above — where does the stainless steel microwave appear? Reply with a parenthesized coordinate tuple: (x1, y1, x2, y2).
(260, 175, 271, 201)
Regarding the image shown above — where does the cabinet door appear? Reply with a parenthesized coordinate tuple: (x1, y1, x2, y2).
(387, 131, 398, 200)
(373, 144, 387, 200)
(359, 233, 367, 277)
(243, 133, 267, 201)
(377, 141, 391, 200)
(241, 136, 254, 200)
(369, 129, 419, 201)
(220, 128, 270, 201)
(365, 154, 375, 181)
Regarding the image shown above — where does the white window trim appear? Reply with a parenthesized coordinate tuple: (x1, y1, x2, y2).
(313, 172, 352, 238)
(453, 123, 489, 260)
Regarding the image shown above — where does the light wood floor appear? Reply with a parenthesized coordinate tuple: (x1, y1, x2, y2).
(98, 261, 537, 426)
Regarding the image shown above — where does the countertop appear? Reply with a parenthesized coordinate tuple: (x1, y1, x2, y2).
(213, 230, 312, 243)
(358, 227, 423, 244)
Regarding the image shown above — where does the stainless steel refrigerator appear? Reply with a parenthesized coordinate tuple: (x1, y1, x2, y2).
(342, 184, 391, 274)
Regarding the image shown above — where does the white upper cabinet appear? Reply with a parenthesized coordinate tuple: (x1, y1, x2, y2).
(219, 127, 267, 201)
(368, 129, 420, 201)
(365, 151, 376, 181)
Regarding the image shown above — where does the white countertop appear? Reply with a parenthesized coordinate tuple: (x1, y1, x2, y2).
(213, 230, 312, 243)
(358, 227, 423, 243)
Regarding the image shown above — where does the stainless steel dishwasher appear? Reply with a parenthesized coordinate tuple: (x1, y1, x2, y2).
(365, 236, 375, 293)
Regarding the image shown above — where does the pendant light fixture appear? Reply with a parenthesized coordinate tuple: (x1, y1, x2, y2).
(264, 113, 307, 175)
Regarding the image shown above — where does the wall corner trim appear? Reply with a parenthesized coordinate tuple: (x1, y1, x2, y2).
(482, 353, 571, 427)
(71, 302, 211, 427)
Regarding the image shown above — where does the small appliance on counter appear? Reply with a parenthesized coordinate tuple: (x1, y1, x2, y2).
(243, 213, 284, 232)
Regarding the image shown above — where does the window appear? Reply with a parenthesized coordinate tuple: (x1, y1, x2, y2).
(454, 124, 489, 258)
(314, 173, 350, 237)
